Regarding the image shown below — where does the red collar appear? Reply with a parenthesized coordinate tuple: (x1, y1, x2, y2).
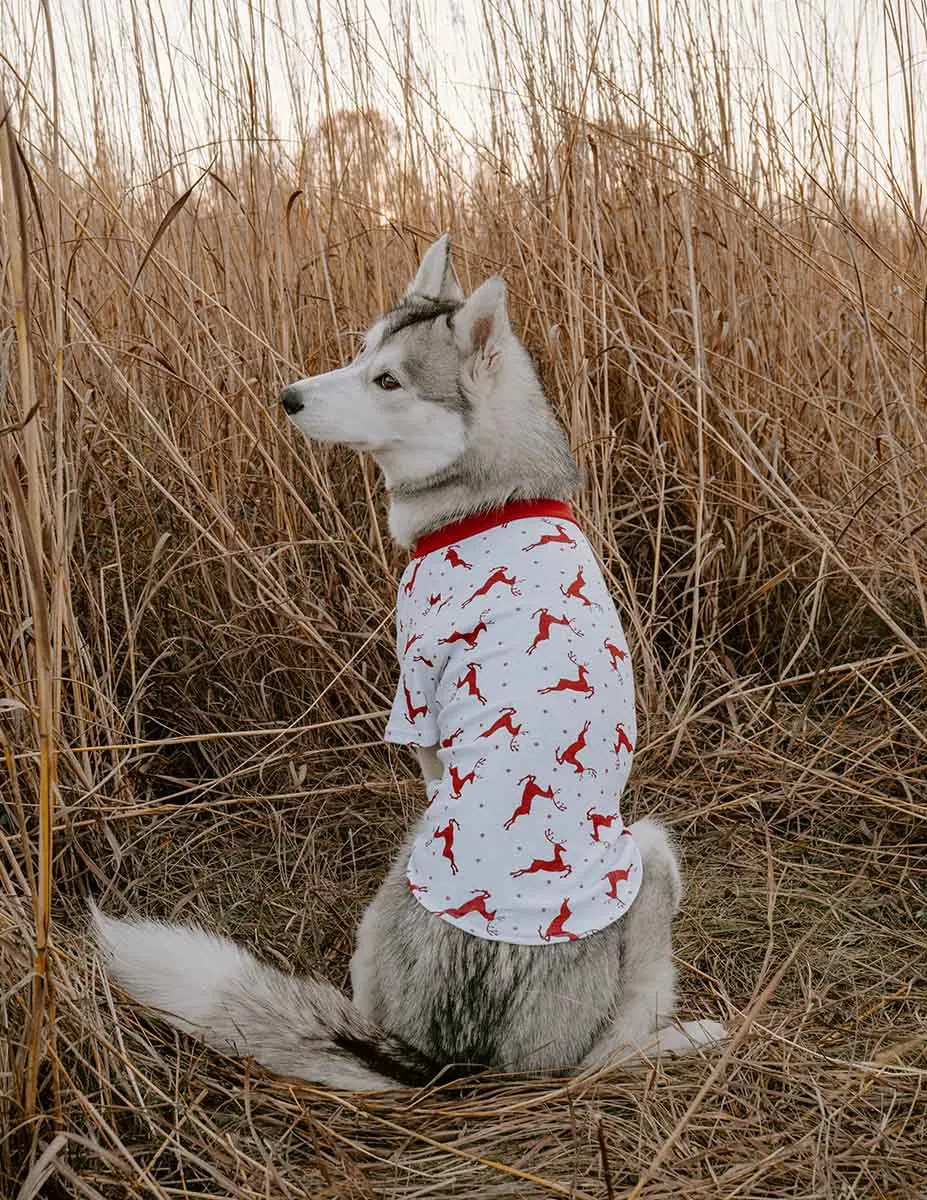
(411, 499, 577, 558)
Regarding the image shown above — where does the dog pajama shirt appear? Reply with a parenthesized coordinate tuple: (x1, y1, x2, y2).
(384, 500, 642, 945)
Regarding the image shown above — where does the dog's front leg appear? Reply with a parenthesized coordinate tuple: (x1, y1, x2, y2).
(415, 745, 443, 786)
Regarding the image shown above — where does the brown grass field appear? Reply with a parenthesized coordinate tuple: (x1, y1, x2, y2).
(1, 1, 926, 1195)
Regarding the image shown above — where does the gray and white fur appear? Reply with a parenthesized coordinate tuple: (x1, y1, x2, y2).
(93, 236, 726, 1090)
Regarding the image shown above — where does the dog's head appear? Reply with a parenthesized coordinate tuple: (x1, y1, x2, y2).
(280, 235, 533, 487)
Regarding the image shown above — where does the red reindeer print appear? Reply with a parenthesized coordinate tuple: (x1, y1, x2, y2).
(462, 565, 521, 607)
(444, 546, 473, 569)
(613, 722, 634, 756)
(428, 592, 444, 608)
(604, 639, 627, 669)
(403, 682, 429, 725)
(402, 557, 423, 596)
(407, 880, 429, 894)
(523, 523, 577, 551)
(560, 566, 599, 608)
(448, 757, 486, 799)
(586, 806, 619, 842)
(539, 897, 579, 942)
(538, 652, 595, 698)
(511, 829, 572, 878)
(478, 707, 523, 750)
(503, 774, 562, 830)
(526, 608, 582, 655)
(438, 889, 496, 931)
(555, 719, 598, 777)
(604, 863, 635, 898)
(455, 661, 487, 705)
(438, 612, 490, 649)
(433, 819, 460, 874)
(412, 654, 435, 668)
(404, 631, 424, 655)
(441, 727, 464, 749)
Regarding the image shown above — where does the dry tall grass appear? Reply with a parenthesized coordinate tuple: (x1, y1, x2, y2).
(1, 1, 926, 1195)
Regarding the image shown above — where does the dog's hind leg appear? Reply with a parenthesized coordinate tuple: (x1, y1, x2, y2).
(581, 1016, 728, 1066)
(579, 818, 727, 1068)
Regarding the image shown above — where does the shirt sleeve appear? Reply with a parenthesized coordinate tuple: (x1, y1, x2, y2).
(384, 662, 440, 746)
(384, 605, 440, 747)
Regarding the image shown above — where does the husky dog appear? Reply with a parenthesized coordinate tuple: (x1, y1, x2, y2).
(93, 236, 726, 1089)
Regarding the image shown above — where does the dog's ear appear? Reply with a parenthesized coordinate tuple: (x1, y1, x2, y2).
(406, 233, 464, 303)
(453, 277, 510, 375)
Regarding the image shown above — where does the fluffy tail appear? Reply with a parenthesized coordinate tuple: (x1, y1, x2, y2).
(90, 903, 439, 1091)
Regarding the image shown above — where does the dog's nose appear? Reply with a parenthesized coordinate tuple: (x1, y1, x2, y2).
(280, 385, 305, 415)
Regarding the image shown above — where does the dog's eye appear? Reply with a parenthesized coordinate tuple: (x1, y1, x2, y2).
(374, 373, 401, 391)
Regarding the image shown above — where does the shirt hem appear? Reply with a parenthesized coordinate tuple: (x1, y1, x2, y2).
(410, 885, 643, 945)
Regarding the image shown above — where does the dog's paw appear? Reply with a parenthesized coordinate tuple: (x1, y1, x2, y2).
(674, 1018, 729, 1050)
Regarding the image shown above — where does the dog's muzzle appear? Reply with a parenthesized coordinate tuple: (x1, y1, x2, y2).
(280, 385, 305, 415)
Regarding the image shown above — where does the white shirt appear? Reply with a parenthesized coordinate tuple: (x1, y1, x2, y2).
(385, 501, 642, 945)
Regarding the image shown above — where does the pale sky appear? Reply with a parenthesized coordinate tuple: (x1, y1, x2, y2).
(1, 0, 925, 208)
